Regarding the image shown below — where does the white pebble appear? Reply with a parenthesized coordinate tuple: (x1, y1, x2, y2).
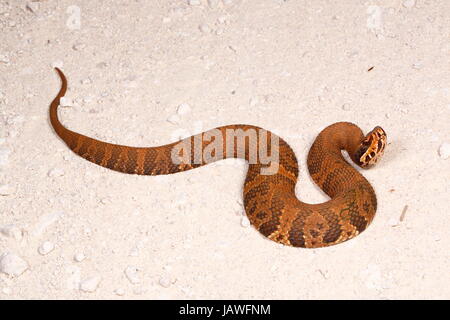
(402, 0, 415, 8)
(74, 253, 85, 262)
(199, 24, 210, 33)
(438, 143, 450, 159)
(124, 266, 141, 284)
(159, 275, 172, 288)
(0, 184, 12, 196)
(0, 253, 28, 277)
(38, 241, 55, 255)
(79, 276, 101, 293)
(0, 224, 23, 241)
(188, 0, 201, 6)
(412, 62, 423, 70)
(114, 288, 125, 296)
(48, 168, 65, 177)
(167, 114, 181, 125)
(177, 103, 191, 115)
(223, 0, 233, 5)
(81, 78, 92, 85)
(59, 97, 73, 107)
(241, 216, 250, 227)
(0, 55, 10, 64)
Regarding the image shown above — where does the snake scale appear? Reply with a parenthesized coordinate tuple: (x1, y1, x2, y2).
(49, 68, 387, 248)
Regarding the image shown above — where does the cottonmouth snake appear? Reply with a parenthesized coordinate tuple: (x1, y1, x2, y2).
(49, 68, 387, 248)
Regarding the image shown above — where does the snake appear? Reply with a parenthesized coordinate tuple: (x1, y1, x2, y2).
(49, 68, 387, 248)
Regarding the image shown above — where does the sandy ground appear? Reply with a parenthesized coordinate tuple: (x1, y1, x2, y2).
(0, 0, 449, 300)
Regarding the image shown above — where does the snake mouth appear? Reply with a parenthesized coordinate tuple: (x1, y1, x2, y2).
(357, 126, 387, 168)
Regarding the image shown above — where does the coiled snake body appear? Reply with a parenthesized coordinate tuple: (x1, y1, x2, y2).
(50, 68, 387, 248)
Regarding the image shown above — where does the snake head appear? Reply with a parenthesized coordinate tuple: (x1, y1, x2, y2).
(355, 126, 387, 168)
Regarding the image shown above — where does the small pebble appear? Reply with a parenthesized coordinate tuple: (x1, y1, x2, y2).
(59, 97, 73, 107)
(159, 275, 172, 288)
(199, 24, 210, 33)
(241, 216, 250, 227)
(74, 253, 85, 262)
(79, 276, 101, 293)
(38, 241, 55, 255)
(0, 55, 10, 64)
(402, 0, 415, 8)
(124, 266, 141, 284)
(0, 184, 12, 196)
(438, 143, 450, 159)
(412, 62, 423, 70)
(48, 168, 65, 177)
(188, 0, 201, 5)
(177, 103, 191, 115)
(223, 0, 233, 5)
(114, 288, 125, 296)
(0, 252, 28, 277)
